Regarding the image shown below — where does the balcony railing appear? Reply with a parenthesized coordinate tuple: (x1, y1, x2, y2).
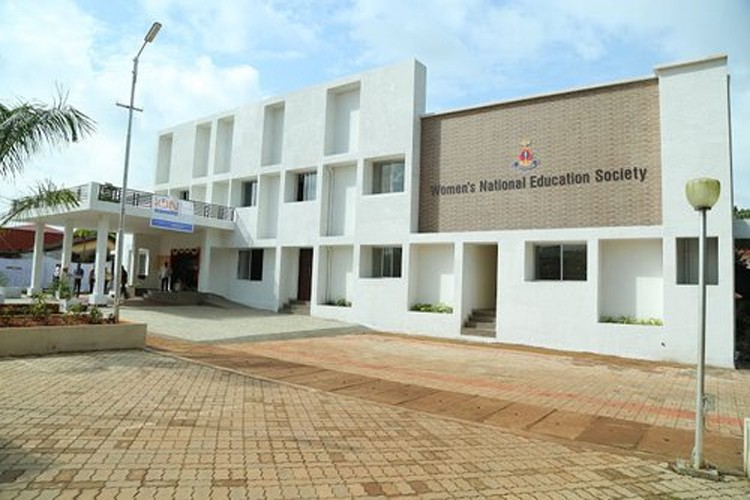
(95, 183, 235, 222)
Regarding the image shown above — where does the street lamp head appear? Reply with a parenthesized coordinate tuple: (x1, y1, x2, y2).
(685, 177, 721, 211)
(144, 22, 162, 43)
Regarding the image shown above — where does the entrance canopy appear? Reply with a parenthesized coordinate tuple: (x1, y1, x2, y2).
(12, 182, 236, 234)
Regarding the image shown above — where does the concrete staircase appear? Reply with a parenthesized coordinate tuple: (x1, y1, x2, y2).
(462, 308, 496, 338)
(281, 300, 311, 315)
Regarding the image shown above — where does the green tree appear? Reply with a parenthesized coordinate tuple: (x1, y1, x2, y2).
(0, 90, 95, 223)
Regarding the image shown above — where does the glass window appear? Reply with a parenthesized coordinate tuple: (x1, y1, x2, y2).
(676, 238, 718, 285)
(534, 243, 587, 281)
(371, 247, 402, 278)
(237, 249, 264, 281)
(296, 172, 317, 202)
(241, 180, 257, 207)
(250, 249, 264, 281)
(372, 160, 405, 194)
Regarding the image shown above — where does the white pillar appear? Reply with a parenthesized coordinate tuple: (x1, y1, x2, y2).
(198, 229, 212, 292)
(90, 215, 110, 306)
(27, 222, 45, 295)
(61, 220, 74, 269)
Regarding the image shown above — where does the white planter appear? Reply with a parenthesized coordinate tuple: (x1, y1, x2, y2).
(0, 321, 147, 356)
(0, 286, 21, 299)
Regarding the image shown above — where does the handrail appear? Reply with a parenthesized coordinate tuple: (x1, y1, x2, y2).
(96, 183, 235, 222)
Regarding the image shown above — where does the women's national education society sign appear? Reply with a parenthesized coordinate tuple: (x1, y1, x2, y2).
(150, 195, 194, 233)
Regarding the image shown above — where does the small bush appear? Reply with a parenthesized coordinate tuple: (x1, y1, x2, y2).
(88, 306, 103, 324)
(600, 316, 663, 326)
(325, 298, 351, 307)
(410, 303, 453, 314)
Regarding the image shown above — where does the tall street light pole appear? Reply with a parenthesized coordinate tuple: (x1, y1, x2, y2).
(684, 177, 721, 471)
(113, 22, 162, 322)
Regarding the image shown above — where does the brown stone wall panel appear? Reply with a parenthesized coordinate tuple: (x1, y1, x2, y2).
(419, 79, 662, 232)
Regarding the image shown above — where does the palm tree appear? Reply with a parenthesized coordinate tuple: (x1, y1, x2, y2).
(0, 90, 95, 223)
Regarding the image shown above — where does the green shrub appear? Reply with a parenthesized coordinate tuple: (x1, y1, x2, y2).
(410, 303, 453, 314)
(600, 316, 663, 326)
(325, 298, 351, 307)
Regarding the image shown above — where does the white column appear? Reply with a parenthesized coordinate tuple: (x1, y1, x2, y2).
(90, 215, 110, 305)
(198, 229, 212, 292)
(27, 222, 45, 295)
(61, 220, 74, 269)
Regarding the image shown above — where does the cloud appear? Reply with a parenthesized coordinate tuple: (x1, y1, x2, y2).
(340, 0, 750, 204)
(0, 0, 262, 207)
(139, 0, 320, 59)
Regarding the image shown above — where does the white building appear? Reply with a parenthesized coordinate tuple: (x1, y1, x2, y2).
(16, 55, 742, 368)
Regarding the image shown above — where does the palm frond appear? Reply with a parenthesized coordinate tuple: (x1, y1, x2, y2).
(0, 89, 96, 178)
(1, 180, 80, 225)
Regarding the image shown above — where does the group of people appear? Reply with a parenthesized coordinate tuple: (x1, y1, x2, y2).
(51, 261, 174, 297)
(52, 263, 128, 298)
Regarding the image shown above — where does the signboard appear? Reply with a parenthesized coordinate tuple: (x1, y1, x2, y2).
(419, 79, 662, 232)
(150, 195, 194, 233)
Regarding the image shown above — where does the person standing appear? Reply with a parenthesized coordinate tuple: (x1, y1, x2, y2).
(104, 265, 112, 293)
(120, 266, 129, 299)
(88, 268, 95, 294)
(159, 261, 171, 292)
(52, 264, 61, 285)
(72, 263, 84, 297)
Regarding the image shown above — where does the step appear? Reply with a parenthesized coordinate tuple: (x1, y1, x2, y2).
(465, 321, 495, 329)
(461, 327, 496, 338)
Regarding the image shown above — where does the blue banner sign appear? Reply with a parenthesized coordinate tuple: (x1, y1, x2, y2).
(150, 195, 194, 233)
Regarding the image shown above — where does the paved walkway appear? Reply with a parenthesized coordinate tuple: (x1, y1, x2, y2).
(1, 351, 748, 498)
(120, 304, 360, 343)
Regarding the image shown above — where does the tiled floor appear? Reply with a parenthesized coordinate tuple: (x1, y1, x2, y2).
(147, 335, 747, 473)
(1, 350, 748, 499)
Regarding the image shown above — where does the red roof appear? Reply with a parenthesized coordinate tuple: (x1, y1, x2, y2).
(0, 225, 64, 254)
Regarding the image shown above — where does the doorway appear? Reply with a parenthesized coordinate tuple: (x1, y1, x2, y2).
(170, 248, 200, 291)
(297, 248, 313, 301)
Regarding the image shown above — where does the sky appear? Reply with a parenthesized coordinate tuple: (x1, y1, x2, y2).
(1, 0, 749, 209)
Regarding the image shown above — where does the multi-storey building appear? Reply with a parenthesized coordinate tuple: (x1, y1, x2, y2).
(17, 55, 743, 367)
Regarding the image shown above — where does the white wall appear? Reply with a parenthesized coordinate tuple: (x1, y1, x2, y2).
(322, 164, 356, 237)
(657, 56, 734, 367)
(226, 247, 278, 310)
(599, 239, 663, 319)
(410, 244, 454, 306)
(317, 246, 353, 304)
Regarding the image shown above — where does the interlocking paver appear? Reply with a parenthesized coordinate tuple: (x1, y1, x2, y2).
(1, 351, 748, 498)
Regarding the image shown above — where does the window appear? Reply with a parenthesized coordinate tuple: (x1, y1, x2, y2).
(177, 190, 189, 200)
(676, 238, 718, 285)
(296, 172, 317, 201)
(241, 180, 258, 207)
(372, 247, 402, 278)
(137, 249, 149, 279)
(534, 243, 587, 281)
(372, 160, 404, 194)
(237, 249, 264, 281)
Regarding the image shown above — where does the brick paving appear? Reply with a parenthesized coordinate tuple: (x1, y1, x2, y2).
(145, 333, 749, 473)
(0, 350, 748, 499)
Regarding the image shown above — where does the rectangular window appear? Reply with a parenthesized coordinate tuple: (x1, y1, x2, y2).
(534, 243, 587, 281)
(250, 249, 264, 281)
(372, 160, 405, 194)
(296, 172, 317, 202)
(237, 249, 264, 281)
(241, 180, 257, 207)
(676, 238, 718, 285)
(371, 247, 402, 278)
(178, 190, 189, 200)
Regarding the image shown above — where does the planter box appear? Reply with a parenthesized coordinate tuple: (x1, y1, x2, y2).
(0, 321, 146, 357)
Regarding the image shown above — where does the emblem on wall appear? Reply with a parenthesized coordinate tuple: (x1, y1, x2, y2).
(512, 140, 541, 172)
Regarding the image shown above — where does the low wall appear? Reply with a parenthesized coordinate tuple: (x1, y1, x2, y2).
(0, 322, 146, 357)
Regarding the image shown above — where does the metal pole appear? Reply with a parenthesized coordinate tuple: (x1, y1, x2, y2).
(692, 207, 707, 469)
(113, 54, 141, 322)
